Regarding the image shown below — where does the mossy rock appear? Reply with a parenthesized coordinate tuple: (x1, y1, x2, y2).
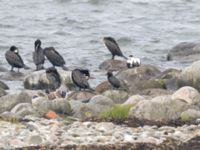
(181, 109, 200, 122)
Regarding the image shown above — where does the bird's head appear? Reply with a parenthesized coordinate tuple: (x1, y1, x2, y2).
(35, 39, 42, 50)
(107, 72, 113, 78)
(46, 67, 57, 74)
(78, 69, 91, 80)
(10, 45, 19, 53)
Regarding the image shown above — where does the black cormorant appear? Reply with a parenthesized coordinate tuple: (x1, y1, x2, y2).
(107, 72, 121, 89)
(33, 39, 45, 70)
(5, 46, 30, 72)
(72, 69, 93, 91)
(44, 47, 68, 70)
(45, 67, 61, 92)
(103, 37, 127, 60)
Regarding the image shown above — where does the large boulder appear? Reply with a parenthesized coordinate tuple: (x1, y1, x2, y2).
(72, 103, 111, 120)
(171, 86, 200, 108)
(33, 98, 72, 116)
(0, 88, 7, 97)
(129, 87, 200, 122)
(95, 81, 112, 94)
(123, 95, 146, 106)
(11, 103, 40, 117)
(167, 42, 200, 61)
(102, 90, 129, 104)
(116, 65, 162, 93)
(181, 109, 200, 121)
(24, 69, 74, 90)
(0, 81, 9, 90)
(129, 79, 166, 94)
(129, 93, 198, 122)
(177, 61, 200, 91)
(0, 92, 32, 113)
(70, 97, 114, 120)
(90, 95, 114, 106)
(157, 68, 181, 80)
(157, 68, 181, 91)
(99, 59, 127, 71)
(116, 64, 161, 82)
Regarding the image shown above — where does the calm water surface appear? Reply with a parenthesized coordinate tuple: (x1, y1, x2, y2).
(0, 0, 200, 90)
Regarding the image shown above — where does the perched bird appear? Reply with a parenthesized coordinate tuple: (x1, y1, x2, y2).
(5, 46, 30, 72)
(45, 67, 61, 92)
(107, 72, 121, 89)
(79, 69, 90, 80)
(72, 69, 93, 91)
(126, 55, 141, 68)
(44, 47, 68, 70)
(103, 37, 127, 60)
(33, 39, 45, 70)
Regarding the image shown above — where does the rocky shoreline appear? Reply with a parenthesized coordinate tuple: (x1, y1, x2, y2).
(0, 118, 199, 150)
(0, 42, 200, 149)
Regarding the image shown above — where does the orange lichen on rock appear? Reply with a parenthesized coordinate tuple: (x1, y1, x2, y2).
(46, 111, 57, 119)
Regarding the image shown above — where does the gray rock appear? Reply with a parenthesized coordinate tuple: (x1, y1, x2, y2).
(115, 65, 162, 93)
(90, 95, 114, 106)
(69, 97, 114, 120)
(0, 88, 7, 97)
(11, 103, 40, 117)
(117, 64, 161, 82)
(123, 95, 146, 106)
(129, 95, 192, 122)
(156, 68, 182, 91)
(73, 103, 111, 120)
(27, 135, 43, 145)
(24, 69, 73, 90)
(103, 90, 129, 104)
(34, 98, 71, 116)
(177, 61, 200, 91)
(95, 81, 112, 94)
(0, 91, 32, 113)
(0, 111, 21, 121)
(129, 79, 166, 94)
(99, 59, 127, 71)
(157, 69, 181, 80)
(69, 100, 84, 114)
(181, 109, 200, 121)
(67, 91, 96, 100)
(172, 86, 200, 108)
(139, 88, 172, 97)
(0, 81, 9, 90)
(167, 42, 200, 61)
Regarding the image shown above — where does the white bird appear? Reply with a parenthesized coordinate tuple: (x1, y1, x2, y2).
(127, 55, 141, 68)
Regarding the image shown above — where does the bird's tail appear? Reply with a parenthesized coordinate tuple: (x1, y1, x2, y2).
(62, 65, 68, 71)
(23, 64, 30, 70)
(123, 55, 128, 60)
(167, 54, 172, 61)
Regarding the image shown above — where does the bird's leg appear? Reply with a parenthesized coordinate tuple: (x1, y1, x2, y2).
(18, 68, 20, 72)
(112, 55, 115, 60)
(11, 67, 14, 72)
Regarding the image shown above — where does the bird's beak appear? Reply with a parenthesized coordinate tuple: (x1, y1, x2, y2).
(14, 49, 19, 53)
(36, 44, 39, 50)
